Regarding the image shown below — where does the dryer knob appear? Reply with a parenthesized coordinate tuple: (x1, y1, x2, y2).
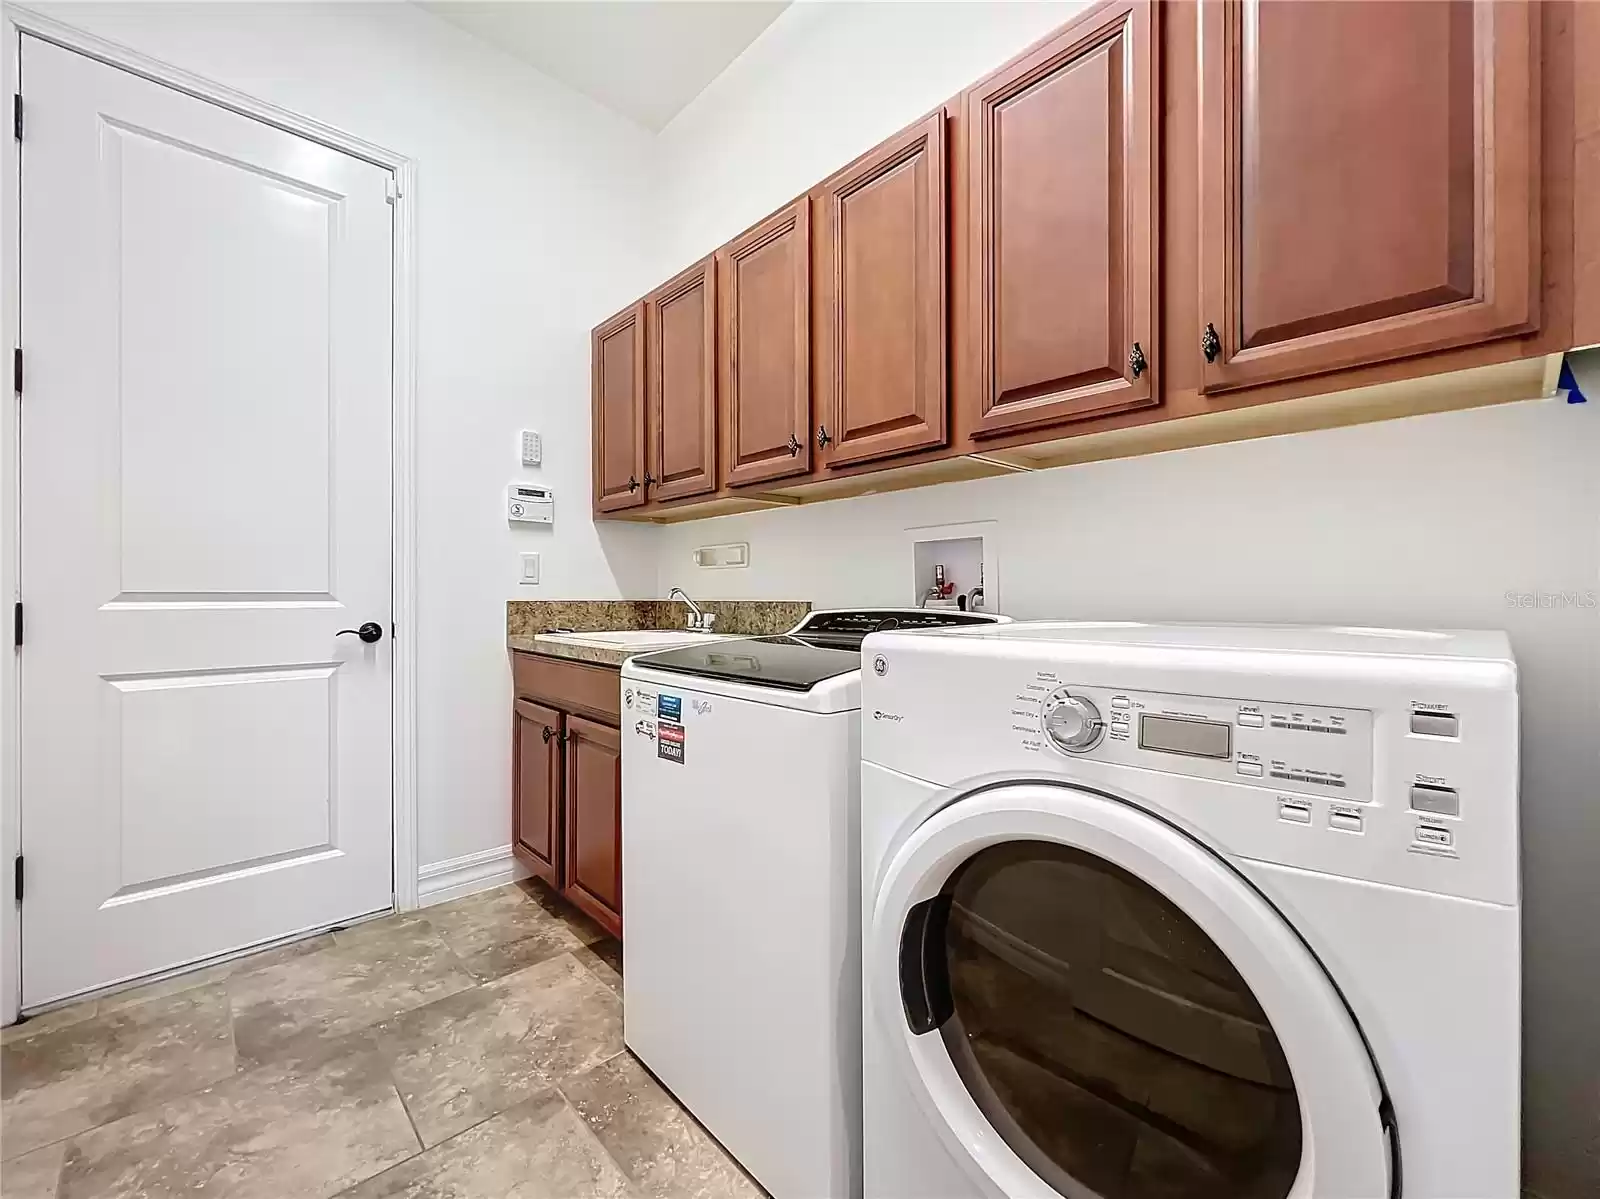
(1043, 695, 1104, 753)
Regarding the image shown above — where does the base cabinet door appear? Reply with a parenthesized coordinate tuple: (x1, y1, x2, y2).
(963, 0, 1159, 438)
(512, 700, 563, 888)
(1197, 0, 1538, 393)
(562, 716, 623, 937)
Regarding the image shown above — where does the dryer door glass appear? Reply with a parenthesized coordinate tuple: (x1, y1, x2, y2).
(933, 839, 1301, 1199)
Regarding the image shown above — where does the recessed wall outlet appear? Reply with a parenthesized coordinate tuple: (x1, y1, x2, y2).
(520, 430, 543, 467)
(519, 553, 541, 585)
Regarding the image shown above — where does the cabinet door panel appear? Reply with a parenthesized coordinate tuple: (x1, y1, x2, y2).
(720, 200, 811, 486)
(965, 0, 1158, 437)
(648, 258, 716, 501)
(1199, 0, 1537, 392)
(818, 112, 947, 467)
(592, 302, 646, 512)
(563, 716, 621, 937)
(512, 700, 562, 888)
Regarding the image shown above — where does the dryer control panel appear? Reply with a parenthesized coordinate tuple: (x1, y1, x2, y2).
(1038, 684, 1374, 802)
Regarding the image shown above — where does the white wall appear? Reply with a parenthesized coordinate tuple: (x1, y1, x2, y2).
(25, 1, 661, 874)
(651, 5, 1600, 1196)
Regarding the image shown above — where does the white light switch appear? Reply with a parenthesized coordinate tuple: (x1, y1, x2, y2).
(520, 430, 542, 467)
(519, 553, 541, 585)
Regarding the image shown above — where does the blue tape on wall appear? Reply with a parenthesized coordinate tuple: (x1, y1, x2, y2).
(1557, 353, 1589, 404)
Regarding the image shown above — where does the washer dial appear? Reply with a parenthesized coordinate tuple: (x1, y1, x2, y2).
(1043, 693, 1105, 753)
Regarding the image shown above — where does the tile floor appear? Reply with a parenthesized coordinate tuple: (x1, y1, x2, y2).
(0, 881, 766, 1199)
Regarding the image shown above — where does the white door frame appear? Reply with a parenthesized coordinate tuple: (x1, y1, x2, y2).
(0, 6, 421, 1025)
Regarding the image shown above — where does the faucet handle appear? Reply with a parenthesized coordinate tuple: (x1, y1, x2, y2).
(698, 612, 717, 632)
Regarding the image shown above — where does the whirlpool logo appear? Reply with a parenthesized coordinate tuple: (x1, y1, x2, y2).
(873, 710, 904, 723)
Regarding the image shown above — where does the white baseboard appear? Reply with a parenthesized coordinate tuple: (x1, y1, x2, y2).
(417, 845, 529, 908)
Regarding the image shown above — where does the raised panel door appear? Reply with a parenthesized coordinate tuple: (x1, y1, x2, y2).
(964, 0, 1159, 438)
(512, 700, 562, 888)
(563, 716, 622, 938)
(719, 199, 812, 486)
(817, 112, 948, 467)
(1198, 0, 1538, 392)
(647, 257, 716, 501)
(592, 302, 646, 512)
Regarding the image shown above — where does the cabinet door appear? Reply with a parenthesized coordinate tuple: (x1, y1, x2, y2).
(592, 301, 646, 512)
(512, 700, 562, 888)
(1197, 0, 1538, 393)
(816, 112, 948, 468)
(563, 716, 622, 937)
(647, 258, 717, 501)
(719, 199, 812, 486)
(964, 0, 1158, 438)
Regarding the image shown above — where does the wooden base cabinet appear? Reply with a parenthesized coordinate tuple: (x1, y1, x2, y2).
(510, 654, 623, 937)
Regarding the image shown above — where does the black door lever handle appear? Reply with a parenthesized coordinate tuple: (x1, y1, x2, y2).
(337, 622, 384, 644)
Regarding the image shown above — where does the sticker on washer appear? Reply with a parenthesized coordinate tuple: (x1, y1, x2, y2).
(657, 693, 682, 721)
(657, 720, 685, 763)
(633, 719, 656, 740)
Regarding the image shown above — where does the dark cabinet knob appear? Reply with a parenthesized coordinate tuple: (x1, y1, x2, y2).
(627, 475, 639, 493)
(541, 725, 554, 744)
(337, 621, 384, 644)
(816, 425, 832, 449)
(786, 433, 801, 456)
(1129, 342, 1147, 379)
(1202, 323, 1221, 364)
(643, 471, 655, 487)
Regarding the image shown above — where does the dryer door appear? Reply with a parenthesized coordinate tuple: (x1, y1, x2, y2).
(871, 780, 1393, 1199)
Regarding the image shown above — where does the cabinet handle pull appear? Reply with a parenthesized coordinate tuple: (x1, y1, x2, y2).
(559, 729, 572, 746)
(1128, 342, 1147, 379)
(643, 471, 655, 487)
(627, 475, 639, 493)
(541, 726, 554, 744)
(1202, 323, 1221, 364)
(816, 425, 832, 449)
(786, 433, 801, 456)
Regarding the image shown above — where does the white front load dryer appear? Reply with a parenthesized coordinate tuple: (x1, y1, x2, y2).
(859, 622, 1519, 1199)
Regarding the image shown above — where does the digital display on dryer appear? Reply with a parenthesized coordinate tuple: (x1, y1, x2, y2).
(1139, 714, 1232, 759)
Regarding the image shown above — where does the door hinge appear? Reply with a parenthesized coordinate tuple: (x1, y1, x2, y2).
(385, 176, 399, 205)
(12, 94, 20, 141)
(12, 348, 20, 395)
(13, 855, 22, 904)
(12, 601, 20, 648)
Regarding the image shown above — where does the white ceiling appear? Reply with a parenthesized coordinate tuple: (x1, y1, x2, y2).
(419, 1, 791, 131)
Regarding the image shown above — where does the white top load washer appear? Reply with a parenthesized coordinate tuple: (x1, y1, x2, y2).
(859, 621, 1519, 1199)
(621, 608, 1007, 1199)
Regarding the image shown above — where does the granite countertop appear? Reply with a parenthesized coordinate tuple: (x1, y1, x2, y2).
(508, 599, 810, 669)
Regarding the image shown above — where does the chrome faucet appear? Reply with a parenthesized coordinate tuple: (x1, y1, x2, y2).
(668, 587, 715, 631)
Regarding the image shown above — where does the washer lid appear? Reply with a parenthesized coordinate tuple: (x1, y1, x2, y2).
(630, 635, 860, 692)
(870, 780, 1394, 1199)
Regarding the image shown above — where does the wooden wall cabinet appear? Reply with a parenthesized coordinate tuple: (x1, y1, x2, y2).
(511, 654, 623, 937)
(512, 699, 562, 889)
(815, 111, 948, 467)
(1196, 0, 1539, 393)
(962, 0, 1159, 439)
(719, 198, 813, 486)
(646, 257, 717, 501)
(562, 716, 623, 937)
(591, 302, 646, 512)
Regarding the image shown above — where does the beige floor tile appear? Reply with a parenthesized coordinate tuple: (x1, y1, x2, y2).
(573, 937, 623, 996)
(373, 952, 624, 1147)
(230, 917, 474, 1068)
(563, 1053, 766, 1199)
(425, 886, 586, 978)
(55, 1041, 419, 1199)
(340, 1089, 635, 1199)
(95, 932, 338, 1017)
(1, 1001, 100, 1048)
(0, 984, 235, 1161)
(516, 878, 611, 944)
(1, 1142, 65, 1199)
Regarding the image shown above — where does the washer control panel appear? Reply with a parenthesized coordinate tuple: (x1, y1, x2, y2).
(1039, 684, 1374, 802)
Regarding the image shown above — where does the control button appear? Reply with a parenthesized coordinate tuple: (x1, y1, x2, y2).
(1110, 720, 1130, 734)
(1415, 824, 1453, 848)
(1409, 783, 1460, 817)
(1111, 697, 1131, 710)
(1279, 801, 1312, 824)
(1329, 811, 1363, 833)
(1410, 711, 1459, 737)
(1236, 761, 1264, 777)
(1043, 695, 1105, 753)
(1237, 713, 1265, 727)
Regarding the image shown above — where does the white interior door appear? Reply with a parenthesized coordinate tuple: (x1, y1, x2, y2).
(18, 37, 395, 1007)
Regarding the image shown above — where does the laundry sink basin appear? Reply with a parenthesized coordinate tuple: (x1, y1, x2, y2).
(533, 629, 731, 652)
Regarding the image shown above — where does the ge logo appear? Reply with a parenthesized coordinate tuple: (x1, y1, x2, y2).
(872, 655, 888, 677)
(624, 689, 635, 708)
